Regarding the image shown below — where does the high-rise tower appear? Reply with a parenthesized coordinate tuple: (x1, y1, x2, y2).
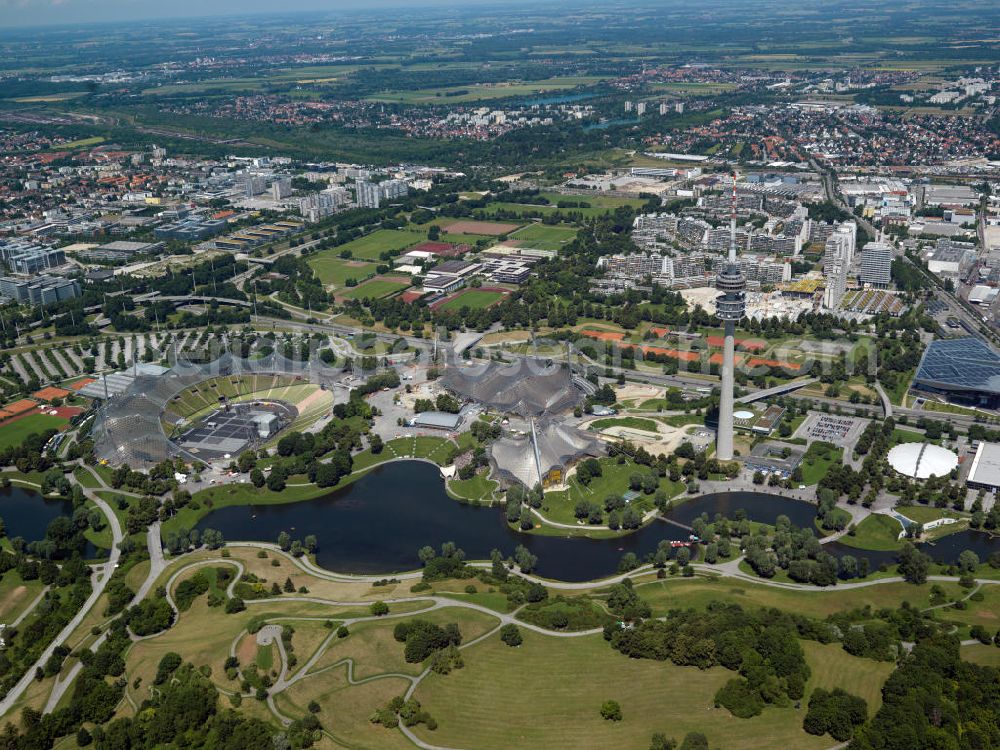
(715, 172, 746, 461)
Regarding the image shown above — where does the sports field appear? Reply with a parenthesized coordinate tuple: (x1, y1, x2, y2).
(306, 257, 378, 287)
(338, 277, 411, 301)
(324, 229, 425, 261)
(509, 223, 578, 251)
(166, 375, 333, 426)
(0, 412, 68, 450)
(435, 289, 507, 312)
(443, 220, 522, 236)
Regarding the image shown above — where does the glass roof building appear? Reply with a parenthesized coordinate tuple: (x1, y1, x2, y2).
(913, 337, 1000, 407)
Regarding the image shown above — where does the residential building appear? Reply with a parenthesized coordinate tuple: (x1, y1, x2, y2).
(858, 242, 893, 288)
(356, 180, 380, 209)
(271, 178, 292, 200)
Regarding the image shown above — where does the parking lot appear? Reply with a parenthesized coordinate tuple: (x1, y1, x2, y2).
(795, 413, 867, 445)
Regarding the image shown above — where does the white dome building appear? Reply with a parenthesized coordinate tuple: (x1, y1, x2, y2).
(886, 442, 958, 480)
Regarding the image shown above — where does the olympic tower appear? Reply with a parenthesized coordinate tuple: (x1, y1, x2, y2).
(714, 172, 746, 461)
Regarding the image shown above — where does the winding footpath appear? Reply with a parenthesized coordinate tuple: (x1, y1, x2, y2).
(0, 483, 123, 718)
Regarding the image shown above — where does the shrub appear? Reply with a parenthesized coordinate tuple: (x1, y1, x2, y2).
(600, 700, 622, 721)
(715, 678, 764, 718)
(499, 624, 522, 647)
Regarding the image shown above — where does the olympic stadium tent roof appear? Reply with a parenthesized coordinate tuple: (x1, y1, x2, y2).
(886, 442, 958, 479)
(443, 358, 583, 417)
(490, 420, 604, 489)
(914, 337, 1000, 401)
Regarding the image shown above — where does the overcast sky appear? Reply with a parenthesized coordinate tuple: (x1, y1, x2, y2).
(0, 0, 505, 29)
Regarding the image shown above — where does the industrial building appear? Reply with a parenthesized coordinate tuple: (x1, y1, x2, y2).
(0, 240, 66, 274)
(409, 411, 463, 431)
(154, 217, 228, 241)
(0, 275, 80, 306)
(966, 442, 1000, 492)
(76, 240, 164, 263)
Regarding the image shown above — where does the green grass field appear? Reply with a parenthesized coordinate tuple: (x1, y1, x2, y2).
(50, 136, 105, 150)
(413, 630, 832, 750)
(837, 514, 903, 552)
(448, 473, 498, 503)
(366, 76, 605, 104)
(798, 443, 843, 485)
(436, 290, 506, 312)
(305, 257, 378, 288)
(329, 229, 425, 260)
(0, 413, 68, 450)
(634, 577, 965, 620)
(338, 277, 411, 300)
(508, 223, 578, 252)
(589, 416, 660, 433)
(801, 641, 894, 712)
(0, 571, 45, 623)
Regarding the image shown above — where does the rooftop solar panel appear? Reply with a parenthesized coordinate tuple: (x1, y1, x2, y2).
(914, 337, 1000, 394)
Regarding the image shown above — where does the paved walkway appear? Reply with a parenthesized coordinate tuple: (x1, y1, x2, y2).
(3, 479, 123, 718)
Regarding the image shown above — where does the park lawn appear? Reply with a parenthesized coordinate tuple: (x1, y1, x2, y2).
(657, 413, 706, 427)
(436, 289, 506, 312)
(411, 435, 454, 464)
(801, 641, 894, 712)
(84, 501, 114, 550)
(72, 466, 102, 489)
(836, 514, 903, 552)
(509, 223, 578, 252)
(633, 577, 965, 620)
(448, 473, 498, 503)
(891, 428, 926, 445)
(0, 413, 68, 450)
(935, 585, 1000, 633)
(437, 588, 512, 613)
(275, 668, 414, 750)
(122, 597, 261, 707)
(921, 400, 981, 417)
(589, 416, 660, 433)
(900, 505, 964, 524)
(350, 447, 394, 472)
(306, 256, 378, 287)
(798, 443, 843, 485)
(338, 277, 411, 301)
(963, 644, 1000, 668)
(887, 369, 915, 406)
(412, 630, 832, 750)
(307, 606, 500, 681)
(256, 641, 275, 671)
(0, 570, 45, 623)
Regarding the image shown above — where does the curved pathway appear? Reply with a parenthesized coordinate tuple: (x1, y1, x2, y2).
(2, 482, 123, 718)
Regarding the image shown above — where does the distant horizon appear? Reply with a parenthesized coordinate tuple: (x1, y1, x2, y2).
(0, 0, 575, 30)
